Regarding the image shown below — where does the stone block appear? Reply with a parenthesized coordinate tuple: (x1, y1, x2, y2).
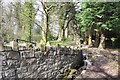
(2, 60, 7, 66)
(20, 59, 28, 67)
(20, 58, 36, 67)
(35, 51, 44, 58)
(36, 43, 44, 51)
(17, 73, 27, 78)
(31, 74, 37, 78)
(26, 58, 36, 65)
(40, 44, 45, 52)
(57, 50, 62, 55)
(19, 46, 26, 51)
(36, 43, 41, 48)
(55, 44, 61, 50)
(22, 50, 34, 58)
(10, 41, 18, 51)
(49, 51, 54, 56)
(17, 67, 28, 73)
(46, 41, 51, 47)
(0, 41, 4, 51)
(0, 59, 2, 66)
(28, 65, 39, 73)
(4, 46, 12, 51)
(25, 43, 29, 50)
(0, 71, 2, 78)
(7, 60, 20, 68)
(17, 73, 23, 78)
(4, 69, 16, 77)
(71, 51, 84, 69)
(7, 51, 20, 60)
(0, 53, 6, 61)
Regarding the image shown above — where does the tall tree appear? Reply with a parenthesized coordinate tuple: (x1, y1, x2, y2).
(21, 1, 35, 41)
(40, 2, 63, 45)
(58, 2, 76, 41)
(75, 2, 120, 49)
(3, 3, 15, 41)
(14, 1, 22, 39)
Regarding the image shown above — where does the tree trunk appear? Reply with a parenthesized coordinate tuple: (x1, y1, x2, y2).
(16, 2, 22, 39)
(40, 1, 49, 45)
(67, 25, 70, 39)
(16, 23, 22, 39)
(41, 13, 48, 45)
(95, 31, 99, 47)
(88, 28, 92, 47)
(98, 32, 105, 49)
(62, 29, 65, 41)
(58, 26, 63, 41)
(83, 36, 87, 45)
(29, 23, 32, 41)
(22, 26, 25, 40)
(28, 5, 33, 42)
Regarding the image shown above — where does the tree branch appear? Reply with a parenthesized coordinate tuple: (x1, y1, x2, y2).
(34, 21, 43, 31)
(41, 2, 47, 14)
(64, 16, 74, 30)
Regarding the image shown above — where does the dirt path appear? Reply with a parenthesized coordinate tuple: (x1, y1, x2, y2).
(76, 48, 119, 79)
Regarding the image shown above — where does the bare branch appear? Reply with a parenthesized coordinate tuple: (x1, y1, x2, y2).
(41, 1, 47, 14)
(64, 16, 74, 30)
(34, 21, 43, 31)
(47, 3, 66, 13)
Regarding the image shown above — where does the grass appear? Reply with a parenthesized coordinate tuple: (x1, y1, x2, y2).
(50, 40, 75, 46)
(100, 50, 120, 53)
(4, 40, 75, 47)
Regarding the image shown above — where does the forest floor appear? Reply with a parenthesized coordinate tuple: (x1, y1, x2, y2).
(76, 46, 119, 79)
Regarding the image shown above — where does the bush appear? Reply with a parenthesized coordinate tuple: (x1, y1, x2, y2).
(47, 33, 57, 41)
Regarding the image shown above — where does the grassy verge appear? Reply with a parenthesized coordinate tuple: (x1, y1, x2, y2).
(50, 40, 75, 46)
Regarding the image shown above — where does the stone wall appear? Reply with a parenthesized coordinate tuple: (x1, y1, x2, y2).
(0, 46, 83, 79)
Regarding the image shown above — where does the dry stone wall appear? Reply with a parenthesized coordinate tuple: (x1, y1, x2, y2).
(0, 46, 83, 79)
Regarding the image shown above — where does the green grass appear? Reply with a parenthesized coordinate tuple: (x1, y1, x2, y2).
(50, 40, 74, 46)
(4, 40, 75, 47)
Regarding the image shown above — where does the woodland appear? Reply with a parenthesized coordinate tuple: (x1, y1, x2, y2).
(0, 1, 120, 49)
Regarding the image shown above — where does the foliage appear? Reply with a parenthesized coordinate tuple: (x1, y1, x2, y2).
(21, 2, 36, 41)
(1, 1, 120, 49)
(57, 2, 76, 41)
(76, 2, 120, 33)
(47, 33, 57, 41)
(75, 2, 120, 48)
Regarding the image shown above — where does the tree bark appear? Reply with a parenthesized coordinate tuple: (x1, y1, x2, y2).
(67, 25, 70, 39)
(62, 28, 65, 41)
(98, 32, 105, 49)
(58, 26, 63, 41)
(88, 28, 93, 47)
(16, 2, 22, 39)
(40, 1, 51, 45)
(83, 36, 87, 45)
(40, 1, 49, 45)
(95, 31, 99, 47)
(41, 13, 48, 45)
